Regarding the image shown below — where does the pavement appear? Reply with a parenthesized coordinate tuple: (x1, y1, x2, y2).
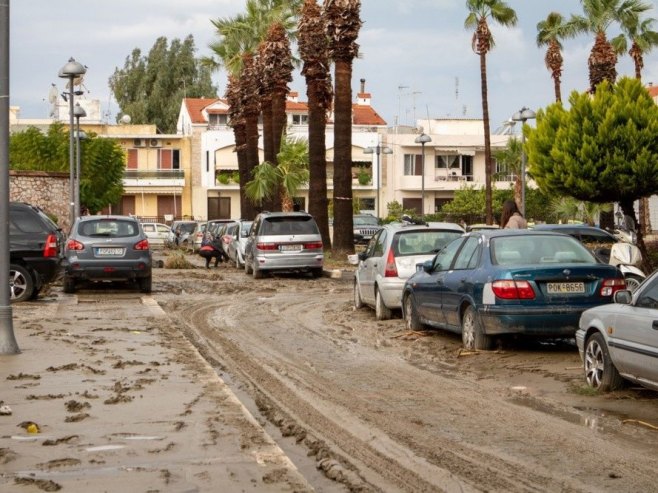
(0, 285, 313, 492)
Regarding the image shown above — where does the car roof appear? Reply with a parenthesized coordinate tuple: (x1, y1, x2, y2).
(77, 215, 138, 222)
(383, 222, 464, 233)
(468, 229, 573, 238)
(258, 211, 313, 218)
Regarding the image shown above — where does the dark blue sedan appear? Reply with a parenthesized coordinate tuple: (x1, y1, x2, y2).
(401, 230, 626, 350)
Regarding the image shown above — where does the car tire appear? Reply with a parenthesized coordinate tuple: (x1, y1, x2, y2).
(375, 287, 392, 320)
(624, 274, 643, 293)
(404, 294, 423, 331)
(63, 275, 77, 294)
(584, 332, 624, 391)
(138, 275, 152, 294)
(354, 280, 364, 309)
(245, 256, 253, 275)
(461, 305, 492, 351)
(253, 264, 264, 279)
(311, 268, 323, 279)
(9, 264, 34, 302)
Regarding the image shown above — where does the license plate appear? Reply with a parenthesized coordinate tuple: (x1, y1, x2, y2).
(547, 282, 585, 294)
(279, 244, 302, 252)
(96, 247, 124, 256)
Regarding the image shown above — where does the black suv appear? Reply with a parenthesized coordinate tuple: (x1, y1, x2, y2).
(353, 214, 382, 245)
(9, 202, 64, 302)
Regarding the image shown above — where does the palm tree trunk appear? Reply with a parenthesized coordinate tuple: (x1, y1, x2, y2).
(270, 88, 288, 212)
(244, 114, 260, 220)
(480, 52, 493, 225)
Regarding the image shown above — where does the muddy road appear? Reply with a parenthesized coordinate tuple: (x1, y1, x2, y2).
(154, 262, 658, 492)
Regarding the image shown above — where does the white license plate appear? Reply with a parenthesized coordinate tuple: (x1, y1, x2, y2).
(547, 282, 585, 294)
(96, 247, 124, 256)
(279, 244, 302, 252)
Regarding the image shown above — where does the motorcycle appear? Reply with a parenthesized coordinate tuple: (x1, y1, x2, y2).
(597, 241, 645, 292)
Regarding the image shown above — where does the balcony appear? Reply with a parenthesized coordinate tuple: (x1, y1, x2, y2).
(123, 169, 185, 187)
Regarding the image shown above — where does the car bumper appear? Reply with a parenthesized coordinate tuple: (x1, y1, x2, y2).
(255, 253, 323, 271)
(479, 305, 585, 337)
(378, 278, 405, 309)
(64, 259, 152, 281)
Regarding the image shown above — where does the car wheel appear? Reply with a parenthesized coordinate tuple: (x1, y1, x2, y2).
(461, 305, 492, 351)
(584, 332, 624, 391)
(245, 257, 253, 275)
(624, 274, 643, 293)
(375, 287, 392, 321)
(354, 280, 364, 309)
(63, 275, 77, 294)
(253, 265, 264, 279)
(311, 268, 323, 278)
(404, 294, 423, 331)
(138, 275, 152, 294)
(29, 286, 42, 300)
(9, 264, 34, 302)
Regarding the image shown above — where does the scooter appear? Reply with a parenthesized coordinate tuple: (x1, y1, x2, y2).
(607, 242, 646, 292)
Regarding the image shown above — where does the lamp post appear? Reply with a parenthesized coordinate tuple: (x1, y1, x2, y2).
(414, 133, 432, 221)
(58, 57, 86, 228)
(364, 142, 392, 219)
(511, 107, 536, 217)
(73, 103, 87, 219)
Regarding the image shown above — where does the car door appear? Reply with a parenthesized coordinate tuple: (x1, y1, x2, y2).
(412, 237, 465, 327)
(358, 230, 387, 306)
(609, 275, 658, 383)
(441, 236, 482, 329)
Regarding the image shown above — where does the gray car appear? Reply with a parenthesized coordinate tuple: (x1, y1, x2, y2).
(225, 220, 252, 268)
(244, 212, 323, 279)
(577, 268, 658, 392)
(350, 222, 464, 320)
(62, 215, 152, 293)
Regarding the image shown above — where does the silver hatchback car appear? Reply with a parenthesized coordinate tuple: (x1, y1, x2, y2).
(351, 222, 464, 320)
(62, 215, 153, 293)
(244, 212, 323, 279)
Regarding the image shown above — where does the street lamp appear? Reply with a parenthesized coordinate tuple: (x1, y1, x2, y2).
(511, 107, 536, 217)
(414, 133, 432, 221)
(73, 103, 87, 218)
(364, 142, 392, 219)
(58, 57, 86, 228)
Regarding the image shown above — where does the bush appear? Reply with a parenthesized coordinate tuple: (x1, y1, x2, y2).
(164, 252, 195, 269)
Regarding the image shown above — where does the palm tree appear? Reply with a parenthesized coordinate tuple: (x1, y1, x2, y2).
(465, 0, 518, 225)
(536, 12, 578, 103)
(493, 137, 522, 206)
(299, 0, 333, 248)
(570, 0, 651, 92)
(324, 0, 362, 254)
(245, 137, 309, 211)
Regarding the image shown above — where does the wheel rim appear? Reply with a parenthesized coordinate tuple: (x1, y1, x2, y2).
(9, 269, 28, 300)
(584, 339, 604, 389)
(462, 310, 475, 349)
(625, 276, 641, 293)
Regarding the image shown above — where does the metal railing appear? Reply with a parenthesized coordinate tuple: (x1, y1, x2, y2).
(124, 169, 185, 179)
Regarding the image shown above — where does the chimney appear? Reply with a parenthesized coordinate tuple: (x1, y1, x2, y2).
(360, 78, 366, 93)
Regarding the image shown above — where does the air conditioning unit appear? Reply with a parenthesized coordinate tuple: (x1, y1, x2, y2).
(133, 138, 145, 148)
(149, 139, 162, 148)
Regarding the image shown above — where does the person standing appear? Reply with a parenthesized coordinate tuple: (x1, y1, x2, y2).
(500, 200, 527, 229)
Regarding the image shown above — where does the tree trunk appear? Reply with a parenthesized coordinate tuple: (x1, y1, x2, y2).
(331, 58, 355, 254)
(269, 87, 288, 213)
(480, 52, 493, 225)
(243, 114, 260, 220)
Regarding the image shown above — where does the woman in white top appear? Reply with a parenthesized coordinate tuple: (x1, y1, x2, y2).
(500, 199, 528, 229)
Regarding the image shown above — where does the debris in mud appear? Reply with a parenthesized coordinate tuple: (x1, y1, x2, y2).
(0, 448, 17, 464)
(43, 435, 79, 446)
(262, 468, 289, 484)
(37, 458, 81, 469)
(391, 330, 430, 340)
(46, 363, 78, 372)
(18, 421, 41, 433)
(622, 419, 658, 431)
(0, 402, 12, 415)
(65, 400, 91, 413)
(113, 359, 145, 369)
(7, 373, 41, 380)
(14, 477, 61, 492)
(104, 395, 133, 405)
(26, 394, 67, 400)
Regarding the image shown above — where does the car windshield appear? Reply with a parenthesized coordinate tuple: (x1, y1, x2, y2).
(394, 230, 463, 256)
(79, 219, 138, 238)
(354, 216, 379, 226)
(491, 235, 597, 266)
(262, 217, 319, 235)
(240, 222, 253, 237)
(178, 223, 197, 234)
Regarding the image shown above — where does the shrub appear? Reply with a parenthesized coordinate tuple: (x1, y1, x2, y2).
(164, 252, 195, 269)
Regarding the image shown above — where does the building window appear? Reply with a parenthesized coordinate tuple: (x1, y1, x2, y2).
(495, 159, 515, 181)
(436, 154, 461, 169)
(292, 114, 308, 125)
(158, 149, 181, 170)
(126, 149, 138, 169)
(403, 154, 422, 176)
(208, 113, 228, 126)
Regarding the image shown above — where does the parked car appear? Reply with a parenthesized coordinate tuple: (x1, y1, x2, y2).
(9, 202, 65, 302)
(353, 214, 382, 245)
(350, 222, 464, 320)
(244, 212, 323, 279)
(141, 222, 172, 248)
(215, 221, 238, 260)
(170, 220, 199, 249)
(532, 223, 645, 291)
(62, 215, 153, 293)
(576, 269, 658, 392)
(226, 220, 253, 268)
(193, 219, 235, 252)
(402, 230, 626, 350)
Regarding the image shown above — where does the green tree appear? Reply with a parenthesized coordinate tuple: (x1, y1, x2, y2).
(324, 0, 362, 254)
(548, 196, 612, 225)
(536, 12, 579, 103)
(493, 137, 522, 206)
(110, 35, 217, 133)
(464, 0, 517, 225)
(9, 123, 68, 171)
(526, 77, 658, 261)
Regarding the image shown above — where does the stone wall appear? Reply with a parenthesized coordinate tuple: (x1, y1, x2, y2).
(10, 170, 70, 232)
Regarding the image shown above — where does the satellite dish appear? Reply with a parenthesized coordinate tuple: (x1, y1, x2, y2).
(48, 84, 58, 104)
(120, 114, 132, 124)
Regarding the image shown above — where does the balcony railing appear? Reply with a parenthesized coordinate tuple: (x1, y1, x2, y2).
(124, 169, 185, 179)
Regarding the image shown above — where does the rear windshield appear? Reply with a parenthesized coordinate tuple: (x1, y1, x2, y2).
(394, 230, 463, 256)
(354, 216, 379, 226)
(261, 216, 319, 235)
(10, 208, 51, 234)
(177, 223, 197, 234)
(78, 219, 139, 238)
(491, 235, 597, 266)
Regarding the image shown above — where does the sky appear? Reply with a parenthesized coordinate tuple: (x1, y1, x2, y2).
(9, 0, 658, 131)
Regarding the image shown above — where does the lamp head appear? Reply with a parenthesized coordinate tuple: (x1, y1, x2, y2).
(73, 103, 86, 118)
(58, 57, 87, 78)
(363, 147, 374, 155)
(415, 133, 432, 144)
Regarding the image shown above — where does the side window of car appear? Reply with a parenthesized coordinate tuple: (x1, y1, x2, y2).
(636, 277, 658, 309)
(143, 224, 154, 232)
(372, 230, 387, 257)
(453, 237, 480, 270)
(432, 237, 464, 272)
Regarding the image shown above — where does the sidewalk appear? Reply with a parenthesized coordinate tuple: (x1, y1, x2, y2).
(0, 291, 312, 492)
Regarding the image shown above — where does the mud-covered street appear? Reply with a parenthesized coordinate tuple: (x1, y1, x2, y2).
(155, 260, 658, 492)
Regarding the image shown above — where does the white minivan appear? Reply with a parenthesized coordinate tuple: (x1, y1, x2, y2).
(141, 222, 172, 247)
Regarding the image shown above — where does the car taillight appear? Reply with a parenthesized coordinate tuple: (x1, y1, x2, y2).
(66, 239, 85, 251)
(134, 239, 150, 250)
(492, 280, 536, 299)
(43, 234, 59, 257)
(384, 248, 398, 278)
(257, 242, 278, 251)
(600, 278, 625, 296)
(304, 241, 323, 250)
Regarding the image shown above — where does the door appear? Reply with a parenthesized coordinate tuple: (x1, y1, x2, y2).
(441, 237, 481, 329)
(358, 230, 387, 306)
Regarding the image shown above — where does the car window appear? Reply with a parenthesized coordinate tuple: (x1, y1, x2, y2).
(491, 235, 596, 265)
(240, 222, 252, 237)
(393, 230, 463, 257)
(10, 209, 47, 233)
(79, 219, 139, 238)
(157, 224, 170, 233)
(354, 216, 379, 226)
(432, 237, 464, 271)
(453, 236, 480, 270)
(143, 224, 155, 232)
(636, 276, 658, 309)
(261, 216, 319, 235)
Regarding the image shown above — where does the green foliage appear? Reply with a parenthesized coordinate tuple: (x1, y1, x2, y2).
(357, 166, 371, 185)
(548, 197, 612, 225)
(526, 77, 658, 205)
(382, 200, 416, 224)
(110, 35, 218, 133)
(9, 123, 69, 171)
(217, 172, 231, 185)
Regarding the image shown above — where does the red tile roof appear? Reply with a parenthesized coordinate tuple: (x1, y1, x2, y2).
(184, 98, 221, 124)
(647, 84, 658, 99)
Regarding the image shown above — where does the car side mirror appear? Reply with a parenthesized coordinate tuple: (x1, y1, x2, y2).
(421, 260, 433, 273)
(614, 290, 632, 304)
(358, 251, 368, 262)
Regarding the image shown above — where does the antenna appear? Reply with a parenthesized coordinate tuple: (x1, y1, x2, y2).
(412, 90, 421, 125)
